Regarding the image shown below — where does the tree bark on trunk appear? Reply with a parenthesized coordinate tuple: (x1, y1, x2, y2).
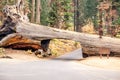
(31, 0, 35, 23)
(1, 21, 120, 53)
(14, 22, 120, 53)
(36, 0, 41, 24)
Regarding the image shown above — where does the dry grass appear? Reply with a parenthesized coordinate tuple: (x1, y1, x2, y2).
(82, 22, 96, 34)
(49, 39, 81, 56)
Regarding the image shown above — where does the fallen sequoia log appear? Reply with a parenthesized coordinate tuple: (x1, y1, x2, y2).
(1, 20, 120, 53)
(0, 2, 120, 55)
(17, 22, 120, 53)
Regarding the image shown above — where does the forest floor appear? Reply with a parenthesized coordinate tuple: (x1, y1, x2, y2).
(0, 48, 120, 70)
(0, 39, 81, 62)
(0, 39, 120, 70)
(79, 56, 120, 70)
(0, 49, 40, 62)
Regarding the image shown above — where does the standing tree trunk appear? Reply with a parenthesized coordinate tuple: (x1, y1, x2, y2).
(31, 0, 35, 23)
(74, 0, 80, 32)
(36, 0, 41, 24)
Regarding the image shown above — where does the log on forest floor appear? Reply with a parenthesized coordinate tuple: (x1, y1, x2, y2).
(15, 22, 120, 53)
(0, 21, 120, 54)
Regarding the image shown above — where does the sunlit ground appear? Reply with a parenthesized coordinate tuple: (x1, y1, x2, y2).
(79, 56, 120, 70)
(1, 49, 120, 71)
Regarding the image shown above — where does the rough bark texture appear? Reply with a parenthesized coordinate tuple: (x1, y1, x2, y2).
(1, 20, 120, 53)
(15, 22, 120, 53)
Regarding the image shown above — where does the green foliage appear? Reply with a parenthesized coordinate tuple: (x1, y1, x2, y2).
(48, 0, 73, 29)
(116, 5, 120, 17)
(85, 0, 98, 20)
(112, 0, 120, 25)
(113, 17, 120, 25)
(78, 0, 98, 26)
(40, 0, 50, 26)
(78, 0, 87, 26)
(47, 0, 60, 27)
